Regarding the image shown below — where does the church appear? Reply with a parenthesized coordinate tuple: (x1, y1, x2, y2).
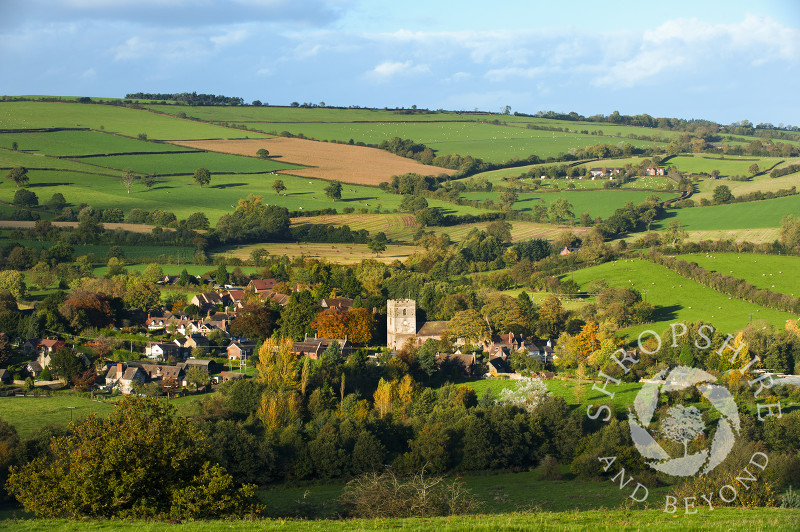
(386, 299, 450, 350)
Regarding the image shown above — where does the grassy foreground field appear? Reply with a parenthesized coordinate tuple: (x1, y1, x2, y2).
(658, 195, 800, 231)
(3, 508, 798, 531)
(674, 252, 800, 297)
(565, 258, 797, 337)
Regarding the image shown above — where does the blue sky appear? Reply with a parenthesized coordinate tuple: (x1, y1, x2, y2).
(1, 0, 798, 125)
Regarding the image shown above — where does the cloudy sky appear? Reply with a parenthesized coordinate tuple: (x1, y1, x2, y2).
(1, 0, 798, 125)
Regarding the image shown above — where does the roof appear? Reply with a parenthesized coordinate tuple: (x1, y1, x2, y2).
(185, 359, 211, 367)
(27, 361, 43, 372)
(321, 297, 354, 309)
(417, 321, 450, 337)
(488, 357, 512, 374)
(249, 279, 277, 291)
(122, 367, 142, 381)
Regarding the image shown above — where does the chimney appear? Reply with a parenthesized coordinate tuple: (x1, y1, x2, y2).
(116, 362, 123, 376)
(304, 332, 307, 341)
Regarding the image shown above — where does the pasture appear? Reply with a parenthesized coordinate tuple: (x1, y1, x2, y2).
(460, 189, 678, 219)
(214, 242, 421, 264)
(79, 150, 295, 175)
(683, 228, 781, 245)
(170, 137, 455, 185)
(0, 101, 270, 140)
(674, 252, 800, 297)
(660, 194, 800, 231)
(565, 258, 796, 336)
(0, 130, 197, 156)
(667, 154, 787, 178)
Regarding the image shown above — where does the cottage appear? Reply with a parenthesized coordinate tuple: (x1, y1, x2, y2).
(320, 297, 354, 311)
(646, 167, 666, 176)
(23, 338, 65, 357)
(247, 279, 277, 293)
(216, 371, 247, 384)
(487, 356, 513, 376)
(106, 363, 146, 395)
(145, 341, 181, 360)
(190, 292, 226, 311)
(527, 339, 555, 364)
(0, 368, 12, 385)
(292, 335, 352, 360)
(435, 353, 479, 377)
(226, 341, 256, 361)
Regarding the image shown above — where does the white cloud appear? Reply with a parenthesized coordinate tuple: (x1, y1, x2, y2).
(366, 60, 429, 81)
(210, 27, 251, 47)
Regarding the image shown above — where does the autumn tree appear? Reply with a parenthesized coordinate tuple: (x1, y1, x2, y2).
(346, 307, 375, 344)
(310, 308, 348, 339)
(230, 304, 274, 342)
(447, 309, 490, 345)
(193, 167, 211, 188)
(6, 397, 259, 519)
(574, 321, 601, 366)
(536, 296, 566, 338)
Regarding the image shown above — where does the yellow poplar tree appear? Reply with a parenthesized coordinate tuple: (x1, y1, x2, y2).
(373, 378, 394, 418)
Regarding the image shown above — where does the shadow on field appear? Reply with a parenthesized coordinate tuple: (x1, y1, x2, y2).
(653, 304, 681, 322)
(28, 182, 73, 188)
(343, 196, 378, 203)
(150, 185, 175, 191)
(212, 183, 247, 189)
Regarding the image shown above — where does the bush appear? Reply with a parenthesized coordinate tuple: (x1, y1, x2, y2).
(339, 469, 479, 518)
(780, 486, 800, 509)
(537, 455, 562, 480)
(13, 189, 38, 207)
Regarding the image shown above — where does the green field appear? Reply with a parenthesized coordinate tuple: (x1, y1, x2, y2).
(81, 150, 295, 175)
(460, 189, 678, 219)
(0, 130, 198, 156)
(3, 508, 798, 531)
(565, 258, 797, 337)
(0, 167, 478, 224)
(0, 395, 116, 438)
(674, 252, 800, 297)
(0, 102, 271, 140)
(667, 155, 787, 178)
(661, 195, 800, 231)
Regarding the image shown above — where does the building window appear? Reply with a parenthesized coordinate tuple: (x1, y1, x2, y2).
(403, 309, 406, 316)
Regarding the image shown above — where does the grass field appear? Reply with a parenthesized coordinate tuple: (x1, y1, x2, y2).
(215, 242, 421, 264)
(667, 155, 787, 178)
(460, 189, 678, 219)
(660, 195, 800, 231)
(0, 130, 198, 156)
(0, 395, 116, 438)
(4, 508, 798, 531)
(683, 228, 781, 245)
(565, 258, 797, 337)
(0, 102, 271, 141)
(674, 252, 800, 297)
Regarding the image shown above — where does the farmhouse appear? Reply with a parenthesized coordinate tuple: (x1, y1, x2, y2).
(105, 363, 146, 395)
(320, 297, 354, 310)
(226, 341, 256, 360)
(646, 167, 666, 176)
(23, 338, 65, 357)
(435, 352, 479, 377)
(248, 279, 277, 293)
(292, 335, 352, 359)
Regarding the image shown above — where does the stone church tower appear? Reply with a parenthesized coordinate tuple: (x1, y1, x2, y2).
(387, 299, 416, 350)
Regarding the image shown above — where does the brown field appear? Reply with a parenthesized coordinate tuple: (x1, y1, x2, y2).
(214, 242, 420, 265)
(290, 214, 589, 244)
(0, 221, 166, 233)
(684, 228, 780, 244)
(170, 138, 456, 185)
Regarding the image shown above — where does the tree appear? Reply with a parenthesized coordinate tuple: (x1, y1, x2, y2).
(272, 179, 286, 195)
(665, 219, 688, 246)
(256, 148, 270, 159)
(713, 185, 734, 204)
(124, 281, 161, 312)
(368, 235, 387, 256)
(486, 220, 512, 243)
(230, 304, 273, 342)
(48, 348, 84, 385)
(661, 404, 705, 457)
(447, 309, 490, 344)
(193, 167, 211, 188)
(216, 263, 229, 286)
(12, 188, 37, 207)
(548, 198, 574, 224)
(142, 263, 164, 284)
(142, 173, 157, 191)
(0, 270, 27, 299)
(255, 337, 299, 393)
(6, 397, 259, 519)
(748, 163, 760, 176)
(120, 168, 138, 194)
(185, 211, 210, 230)
(325, 180, 342, 201)
(6, 166, 29, 188)
(185, 366, 209, 390)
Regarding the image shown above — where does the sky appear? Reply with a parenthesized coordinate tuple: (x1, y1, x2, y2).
(1, 0, 799, 125)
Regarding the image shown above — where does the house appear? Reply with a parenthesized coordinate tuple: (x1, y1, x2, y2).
(292, 335, 352, 360)
(559, 246, 580, 256)
(145, 342, 181, 360)
(23, 338, 66, 357)
(484, 332, 524, 358)
(191, 292, 226, 311)
(216, 371, 247, 384)
(435, 352, 479, 377)
(487, 355, 513, 376)
(247, 279, 277, 293)
(320, 297, 354, 311)
(527, 339, 555, 364)
(105, 363, 146, 395)
(0, 368, 11, 385)
(646, 167, 666, 176)
(227, 341, 256, 361)
(175, 334, 210, 355)
(589, 167, 622, 178)
(416, 321, 451, 346)
(26, 361, 43, 377)
(260, 290, 290, 307)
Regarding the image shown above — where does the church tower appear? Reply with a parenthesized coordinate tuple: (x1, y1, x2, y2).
(387, 299, 416, 350)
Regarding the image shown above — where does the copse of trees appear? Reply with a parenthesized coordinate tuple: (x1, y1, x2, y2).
(125, 92, 244, 106)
